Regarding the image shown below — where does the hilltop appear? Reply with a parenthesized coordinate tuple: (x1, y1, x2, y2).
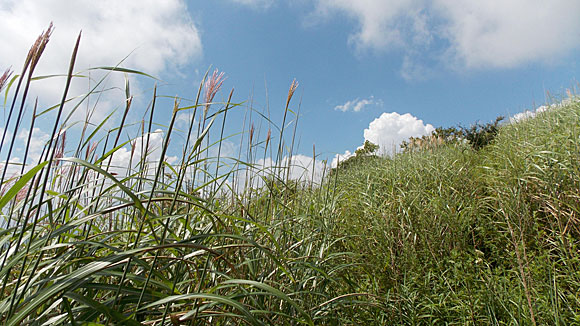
(324, 97, 580, 324)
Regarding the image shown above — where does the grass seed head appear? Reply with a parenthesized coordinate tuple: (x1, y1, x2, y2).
(29, 22, 54, 72)
(286, 79, 298, 108)
(266, 128, 271, 150)
(15, 185, 29, 203)
(0, 68, 13, 92)
(204, 69, 226, 113)
(250, 123, 255, 145)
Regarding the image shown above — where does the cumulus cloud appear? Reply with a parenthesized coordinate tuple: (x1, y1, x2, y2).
(364, 112, 434, 155)
(510, 106, 548, 123)
(510, 96, 580, 123)
(176, 111, 194, 127)
(334, 96, 378, 112)
(0, 0, 202, 120)
(311, 0, 580, 71)
(331, 150, 353, 168)
(258, 154, 327, 183)
(107, 129, 179, 177)
(233, 153, 329, 192)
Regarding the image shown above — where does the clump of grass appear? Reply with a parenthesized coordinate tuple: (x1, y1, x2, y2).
(327, 96, 580, 324)
(0, 26, 372, 325)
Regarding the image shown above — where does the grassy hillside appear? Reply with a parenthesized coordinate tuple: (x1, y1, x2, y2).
(0, 30, 579, 325)
(328, 99, 580, 325)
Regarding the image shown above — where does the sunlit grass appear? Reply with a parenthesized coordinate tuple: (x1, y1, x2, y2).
(1, 25, 579, 325)
(0, 26, 366, 326)
(329, 97, 580, 325)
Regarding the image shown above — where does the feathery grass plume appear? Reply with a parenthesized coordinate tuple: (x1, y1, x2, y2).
(286, 78, 298, 108)
(0, 68, 12, 93)
(14, 185, 28, 204)
(29, 22, 53, 72)
(203, 68, 225, 114)
(15, 21, 53, 81)
(85, 141, 97, 160)
(54, 130, 66, 166)
(0, 22, 53, 176)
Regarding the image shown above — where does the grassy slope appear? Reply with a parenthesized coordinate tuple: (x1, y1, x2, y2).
(327, 99, 580, 324)
(1, 32, 578, 323)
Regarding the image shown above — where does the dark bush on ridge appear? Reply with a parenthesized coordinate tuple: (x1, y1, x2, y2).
(460, 115, 505, 150)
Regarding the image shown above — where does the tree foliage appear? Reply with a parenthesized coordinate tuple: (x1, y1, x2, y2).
(401, 116, 505, 153)
(460, 116, 505, 150)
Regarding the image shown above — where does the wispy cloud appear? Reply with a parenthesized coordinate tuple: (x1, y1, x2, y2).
(334, 96, 378, 112)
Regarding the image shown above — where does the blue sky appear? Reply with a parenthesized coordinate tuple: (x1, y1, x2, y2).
(188, 0, 580, 157)
(1, 0, 579, 176)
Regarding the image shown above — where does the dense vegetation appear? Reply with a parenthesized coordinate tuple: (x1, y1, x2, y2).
(329, 101, 580, 324)
(0, 26, 579, 325)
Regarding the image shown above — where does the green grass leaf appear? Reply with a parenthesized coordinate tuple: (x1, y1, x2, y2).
(0, 161, 48, 210)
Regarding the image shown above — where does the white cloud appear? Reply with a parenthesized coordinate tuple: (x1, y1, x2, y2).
(0, 157, 23, 181)
(0, 128, 48, 181)
(363, 112, 434, 155)
(176, 111, 196, 128)
(286, 154, 328, 182)
(311, 0, 580, 71)
(16, 127, 50, 163)
(0, 0, 202, 121)
(334, 96, 377, 112)
(510, 107, 548, 123)
(510, 96, 580, 123)
(435, 0, 580, 69)
(107, 129, 178, 177)
(313, 0, 419, 51)
(233, 153, 329, 192)
(210, 140, 237, 159)
(331, 150, 353, 168)
(258, 154, 327, 183)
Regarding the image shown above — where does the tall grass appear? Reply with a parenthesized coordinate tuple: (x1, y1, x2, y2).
(329, 97, 580, 324)
(1, 25, 580, 325)
(0, 26, 374, 325)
